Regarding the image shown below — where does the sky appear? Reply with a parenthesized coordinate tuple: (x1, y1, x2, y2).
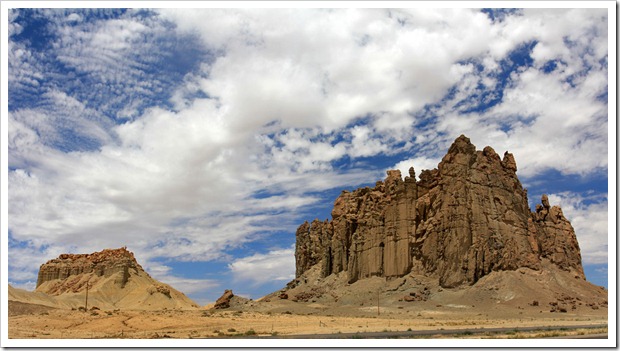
(3, 4, 614, 305)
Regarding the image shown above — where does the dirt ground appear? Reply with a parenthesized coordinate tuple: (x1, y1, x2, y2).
(8, 301, 607, 339)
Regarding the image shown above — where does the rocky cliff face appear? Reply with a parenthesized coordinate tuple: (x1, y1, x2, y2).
(295, 135, 585, 288)
(36, 247, 143, 293)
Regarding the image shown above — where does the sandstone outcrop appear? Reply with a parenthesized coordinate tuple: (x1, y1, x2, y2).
(33, 247, 199, 310)
(214, 289, 234, 309)
(36, 247, 142, 293)
(295, 135, 585, 288)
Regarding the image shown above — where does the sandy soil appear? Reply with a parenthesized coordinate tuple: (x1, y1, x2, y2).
(8, 300, 607, 339)
(8, 263, 608, 339)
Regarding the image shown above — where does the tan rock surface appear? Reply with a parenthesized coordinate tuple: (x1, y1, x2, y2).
(14, 247, 199, 311)
(214, 289, 234, 309)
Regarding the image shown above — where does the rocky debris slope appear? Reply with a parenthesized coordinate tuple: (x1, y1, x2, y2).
(295, 135, 586, 288)
(252, 258, 606, 318)
(29, 247, 199, 310)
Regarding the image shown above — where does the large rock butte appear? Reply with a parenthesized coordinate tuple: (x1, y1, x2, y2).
(295, 135, 584, 288)
(36, 247, 142, 292)
(33, 247, 199, 310)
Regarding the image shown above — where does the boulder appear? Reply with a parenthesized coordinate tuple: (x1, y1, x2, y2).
(214, 289, 234, 309)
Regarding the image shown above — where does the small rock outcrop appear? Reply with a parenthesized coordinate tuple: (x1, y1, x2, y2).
(214, 289, 235, 309)
(147, 284, 172, 298)
(295, 135, 585, 288)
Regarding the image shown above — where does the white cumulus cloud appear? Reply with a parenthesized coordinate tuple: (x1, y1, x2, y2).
(228, 246, 296, 287)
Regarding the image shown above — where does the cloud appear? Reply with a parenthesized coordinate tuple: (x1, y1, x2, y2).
(9, 9, 208, 124)
(160, 8, 500, 135)
(7, 242, 44, 283)
(65, 13, 82, 23)
(142, 262, 220, 304)
(9, 281, 37, 292)
(9, 92, 115, 153)
(420, 8, 608, 178)
(595, 266, 608, 274)
(228, 246, 295, 287)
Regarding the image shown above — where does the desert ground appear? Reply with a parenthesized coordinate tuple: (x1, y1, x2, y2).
(8, 301, 607, 339)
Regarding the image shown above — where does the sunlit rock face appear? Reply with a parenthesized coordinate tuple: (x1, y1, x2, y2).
(295, 135, 584, 288)
(36, 247, 142, 293)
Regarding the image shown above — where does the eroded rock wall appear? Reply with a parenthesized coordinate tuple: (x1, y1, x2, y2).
(36, 247, 144, 293)
(295, 135, 586, 288)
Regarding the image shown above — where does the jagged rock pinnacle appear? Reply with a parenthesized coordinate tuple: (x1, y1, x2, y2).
(295, 135, 585, 288)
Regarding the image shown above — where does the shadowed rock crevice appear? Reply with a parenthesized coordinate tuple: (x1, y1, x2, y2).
(295, 135, 585, 288)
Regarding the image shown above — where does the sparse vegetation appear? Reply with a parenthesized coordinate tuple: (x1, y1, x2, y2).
(535, 331, 561, 338)
(8, 274, 609, 341)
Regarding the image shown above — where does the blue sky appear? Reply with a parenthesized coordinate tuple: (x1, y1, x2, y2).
(4, 5, 612, 304)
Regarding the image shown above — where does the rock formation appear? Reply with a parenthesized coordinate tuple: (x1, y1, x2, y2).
(33, 247, 199, 310)
(295, 135, 585, 288)
(36, 247, 142, 293)
(214, 289, 235, 309)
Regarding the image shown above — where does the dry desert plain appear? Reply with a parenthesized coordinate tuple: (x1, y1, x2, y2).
(8, 270, 608, 339)
(8, 305, 608, 339)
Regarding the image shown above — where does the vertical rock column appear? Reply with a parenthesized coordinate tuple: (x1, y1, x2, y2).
(533, 195, 585, 278)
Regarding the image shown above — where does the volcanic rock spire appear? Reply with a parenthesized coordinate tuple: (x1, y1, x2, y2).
(295, 135, 585, 288)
